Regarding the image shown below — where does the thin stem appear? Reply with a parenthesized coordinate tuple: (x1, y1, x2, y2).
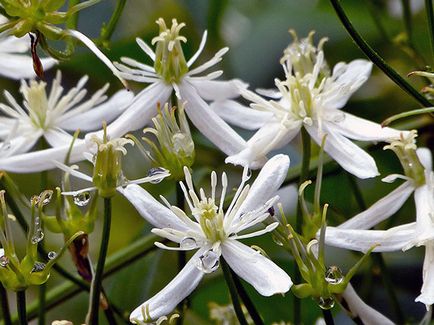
(1, 285, 12, 325)
(99, 0, 126, 47)
(88, 198, 112, 325)
(230, 268, 264, 325)
(329, 0, 432, 107)
(322, 309, 335, 325)
(426, 0, 434, 63)
(16, 291, 27, 325)
(176, 183, 187, 325)
(221, 259, 248, 325)
(38, 138, 47, 325)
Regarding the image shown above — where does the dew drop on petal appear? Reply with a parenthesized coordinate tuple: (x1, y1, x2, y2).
(147, 167, 169, 184)
(325, 265, 344, 285)
(317, 296, 335, 310)
(47, 251, 57, 260)
(0, 255, 9, 267)
(73, 192, 91, 207)
(272, 233, 284, 247)
(40, 192, 53, 206)
(180, 237, 197, 249)
(31, 229, 44, 244)
(31, 261, 46, 273)
(197, 250, 219, 273)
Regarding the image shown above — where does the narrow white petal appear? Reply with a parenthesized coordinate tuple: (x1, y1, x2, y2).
(416, 148, 433, 172)
(119, 184, 189, 231)
(342, 283, 395, 325)
(187, 31, 207, 67)
(416, 243, 434, 306)
(129, 249, 204, 322)
(51, 160, 92, 182)
(324, 223, 416, 252)
(221, 240, 292, 296)
(136, 38, 156, 62)
(413, 185, 434, 245)
(210, 100, 274, 130)
(44, 129, 74, 148)
(187, 78, 248, 101)
(59, 90, 134, 131)
(0, 54, 57, 80)
(339, 181, 414, 230)
(307, 124, 379, 179)
(0, 132, 41, 157)
(179, 81, 247, 155)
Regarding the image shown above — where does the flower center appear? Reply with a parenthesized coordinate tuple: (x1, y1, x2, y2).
(152, 18, 188, 84)
(196, 200, 225, 243)
(22, 80, 50, 130)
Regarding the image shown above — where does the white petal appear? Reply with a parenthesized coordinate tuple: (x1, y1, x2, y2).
(0, 140, 87, 172)
(106, 82, 171, 138)
(413, 185, 434, 245)
(417, 147, 433, 172)
(59, 90, 134, 131)
(221, 240, 292, 296)
(129, 249, 205, 322)
(324, 223, 416, 252)
(307, 124, 379, 179)
(342, 283, 395, 325)
(179, 81, 247, 155)
(187, 31, 207, 67)
(339, 181, 414, 230)
(0, 132, 41, 157)
(119, 184, 189, 231)
(44, 129, 74, 148)
(210, 100, 274, 130)
(0, 54, 57, 80)
(330, 113, 408, 142)
(416, 242, 434, 306)
(187, 78, 248, 101)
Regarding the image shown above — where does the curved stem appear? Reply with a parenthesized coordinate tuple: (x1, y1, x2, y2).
(1, 285, 12, 325)
(426, 0, 434, 63)
(329, 0, 432, 107)
(16, 291, 27, 325)
(221, 258, 248, 325)
(99, 0, 126, 47)
(88, 198, 112, 325)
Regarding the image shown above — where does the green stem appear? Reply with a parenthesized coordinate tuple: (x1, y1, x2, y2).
(176, 183, 186, 325)
(329, 0, 432, 107)
(230, 268, 264, 325)
(1, 285, 11, 325)
(38, 138, 47, 325)
(426, 0, 434, 63)
(88, 197, 112, 325)
(16, 291, 27, 325)
(293, 128, 311, 325)
(322, 309, 335, 325)
(99, 0, 126, 47)
(221, 259, 248, 325)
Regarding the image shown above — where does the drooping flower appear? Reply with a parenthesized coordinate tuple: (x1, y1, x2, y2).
(0, 15, 56, 79)
(217, 31, 407, 178)
(0, 70, 133, 159)
(323, 132, 434, 307)
(120, 154, 292, 323)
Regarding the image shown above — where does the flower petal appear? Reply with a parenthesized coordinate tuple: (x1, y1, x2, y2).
(413, 185, 434, 246)
(0, 132, 41, 157)
(59, 90, 134, 131)
(417, 147, 432, 172)
(0, 54, 57, 80)
(307, 124, 379, 179)
(210, 100, 274, 130)
(118, 184, 189, 231)
(187, 78, 247, 101)
(179, 81, 247, 155)
(44, 129, 74, 148)
(324, 223, 416, 252)
(221, 239, 292, 296)
(416, 242, 434, 306)
(339, 181, 414, 230)
(129, 249, 205, 322)
(342, 283, 395, 325)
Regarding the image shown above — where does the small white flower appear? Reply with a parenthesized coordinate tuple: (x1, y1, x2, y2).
(218, 31, 407, 178)
(0, 15, 57, 79)
(121, 154, 292, 322)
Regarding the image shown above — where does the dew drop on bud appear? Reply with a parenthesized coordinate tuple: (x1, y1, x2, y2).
(73, 192, 91, 207)
(180, 237, 197, 249)
(0, 255, 9, 267)
(325, 265, 344, 285)
(40, 192, 53, 206)
(31, 229, 44, 244)
(47, 251, 57, 260)
(31, 261, 46, 273)
(272, 233, 284, 246)
(197, 250, 219, 273)
(317, 296, 335, 310)
(147, 167, 169, 184)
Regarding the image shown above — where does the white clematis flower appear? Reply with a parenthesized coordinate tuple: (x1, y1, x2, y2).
(0, 70, 133, 159)
(120, 154, 292, 323)
(219, 31, 407, 178)
(323, 134, 434, 307)
(0, 15, 56, 79)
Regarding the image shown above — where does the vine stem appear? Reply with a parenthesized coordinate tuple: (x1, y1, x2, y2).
(294, 128, 311, 324)
(221, 259, 248, 325)
(16, 291, 27, 325)
(322, 309, 335, 325)
(329, 0, 432, 107)
(88, 197, 112, 325)
(1, 285, 12, 325)
(99, 0, 126, 47)
(426, 0, 434, 63)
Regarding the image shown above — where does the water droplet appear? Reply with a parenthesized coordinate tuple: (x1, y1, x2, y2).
(0, 255, 9, 267)
(47, 251, 57, 260)
(180, 237, 197, 249)
(39, 192, 52, 206)
(31, 229, 44, 244)
(73, 192, 91, 207)
(30, 195, 40, 205)
(197, 250, 219, 273)
(325, 265, 344, 285)
(31, 261, 46, 273)
(272, 233, 284, 246)
(147, 167, 169, 184)
(317, 296, 335, 310)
